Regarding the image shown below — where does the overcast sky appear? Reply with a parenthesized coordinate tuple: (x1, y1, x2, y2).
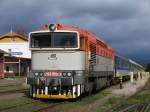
(0, 0, 150, 64)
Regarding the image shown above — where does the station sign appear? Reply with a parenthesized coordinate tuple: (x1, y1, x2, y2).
(11, 52, 23, 56)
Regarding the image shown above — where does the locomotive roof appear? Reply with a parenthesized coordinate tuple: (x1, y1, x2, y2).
(115, 54, 129, 62)
(116, 54, 144, 68)
(32, 23, 114, 51)
(129, 59, 143, 68)
(56, 24, 114, 51)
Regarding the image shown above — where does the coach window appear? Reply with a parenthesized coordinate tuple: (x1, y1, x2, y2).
(80, 37, 85, 50)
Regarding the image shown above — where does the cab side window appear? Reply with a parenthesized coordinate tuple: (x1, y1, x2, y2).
(80, 37, 85, 50)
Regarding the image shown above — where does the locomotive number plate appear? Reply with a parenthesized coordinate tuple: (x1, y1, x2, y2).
(44, 72, 62, 77)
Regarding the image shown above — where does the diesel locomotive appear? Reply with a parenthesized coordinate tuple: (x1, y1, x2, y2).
(27, 24, 115, 99)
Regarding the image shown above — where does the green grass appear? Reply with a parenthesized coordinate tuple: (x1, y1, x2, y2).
(0, 96, 51, 111)
(0, 77, 28, 93)
(0, 97, 32, 110)
(63, 90, 111, 108)
(61, 78, 150, 112)
(105, 78, 150, 112)
(98, 96, 124, 112)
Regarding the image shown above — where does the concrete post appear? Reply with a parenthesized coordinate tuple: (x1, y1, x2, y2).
(27, 66, 30, 77)
(142, 72, 145, 77)
(130, 72, 134, 83)
(145, 72, 147, 76)
(116, 72, 119, 77)
(138, 72, 141, 80)
(144, 72, 146, 77)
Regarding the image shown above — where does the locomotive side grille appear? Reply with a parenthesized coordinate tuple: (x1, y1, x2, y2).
(90, 43, 96, 65)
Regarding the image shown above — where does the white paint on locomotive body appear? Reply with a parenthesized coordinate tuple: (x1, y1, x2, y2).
(31, 51, 114, 72)
(32, 51, 86, 71)
(94, 55, 114, 72)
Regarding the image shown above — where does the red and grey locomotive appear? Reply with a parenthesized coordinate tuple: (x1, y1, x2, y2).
(27, 23, 115, 99)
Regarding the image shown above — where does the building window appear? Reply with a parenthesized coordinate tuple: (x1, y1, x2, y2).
(6, 66, 9, 72)
(8, 49, 12, 56)
(0, 54, 4, 61)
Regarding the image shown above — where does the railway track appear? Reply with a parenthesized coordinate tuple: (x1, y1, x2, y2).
(115, 100, 150, 112)
(0, 87, 68, 112)
(0, 84, 21, 87)
(0, 89, 28, 95)
(0, 101, 31, 112)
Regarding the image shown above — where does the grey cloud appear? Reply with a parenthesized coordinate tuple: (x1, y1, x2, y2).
(0, 0, 150, 63)
(56, 0, 150, 21)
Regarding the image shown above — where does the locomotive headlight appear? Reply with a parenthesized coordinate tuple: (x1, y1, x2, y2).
(54, 87, 57, 90)
(40, 72, 44, 77)
(49, 24, 56, 31)
(35, 72, 38, 76)
(63, 72, 67, 77)
(63, 72, 72, 77)
(67, 72, 72, 77)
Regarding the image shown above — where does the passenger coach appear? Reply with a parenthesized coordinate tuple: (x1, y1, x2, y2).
(27, 24, 115, 99)
(115, 55, 145, 81)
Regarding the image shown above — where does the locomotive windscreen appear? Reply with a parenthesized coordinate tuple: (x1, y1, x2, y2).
(30, 32, 77, 48)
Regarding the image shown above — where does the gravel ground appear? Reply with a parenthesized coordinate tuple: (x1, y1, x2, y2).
(111, 75, 150, 97)
(0, 77, 25, 87)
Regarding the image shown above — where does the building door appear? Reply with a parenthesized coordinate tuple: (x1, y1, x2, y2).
(0, 62, 4, 78)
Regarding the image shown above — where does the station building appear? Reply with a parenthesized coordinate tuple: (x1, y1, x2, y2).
(0, 31, 31, 78)
(0, 31, 31, 58)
